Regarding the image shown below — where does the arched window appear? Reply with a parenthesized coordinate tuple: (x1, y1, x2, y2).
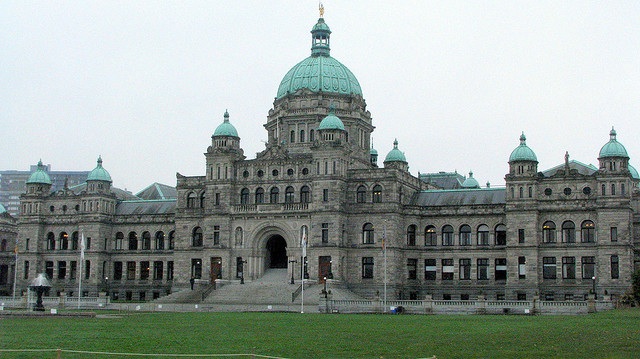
(187, 192, 197, 208)
(60, 232, 69, 250)
(71, 231, 79, 250)
(495, 224, 507, 245)
(285, 186, 295, 203)
(300, 186, 311, 203)
(459, 225, 471, 246)
(128, 232, 138, 250)
(581, 220, 595, 243)
(407, 225, 416, 246)
(168, 231, 175, 250)
(543, 221, 556, 243)
(47, 232, 55, 250)
(362, 223, 374, 244)
(192, 227, 203, 247)
(442, 225, 454, 246)
(235, 227, 243, 246)
(372, 185, 382, 203)
(519, 187, 524, 198)
(477, 224, 489, 246)
(424, 225, 437, 246)
(310, 129, 315, 142)
(561, 221, 575, 243)
(199, 192, 206, 208)
(300, 130, 305, 142)
(270, 187, 279, 203)
(290, 130, 295, 143)
(356, 185, 367, 203)
(611, 183, 616, 195)
(601, 184, 606, 195)
(155, 231, 165, 250)
(255, 187, 265, 204)
(142, 231, 151, 250)
(115, 232, 124, 250)
(240, 188, 250, 204)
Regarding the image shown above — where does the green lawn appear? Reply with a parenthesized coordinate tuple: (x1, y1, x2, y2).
(1, 309, 639, 358)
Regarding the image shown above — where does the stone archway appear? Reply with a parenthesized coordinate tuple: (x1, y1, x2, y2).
(266, 235, 288, 268)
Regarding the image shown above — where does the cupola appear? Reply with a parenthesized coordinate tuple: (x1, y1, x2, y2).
(86, 156, 112, 193)
(25, 160, 52, 195)
(508, 133, 538, 176)
(384, 139, 408, 171)
(211, 110, 241, 150)
(461, 171, 480, 189)
(598, 127, 629, 173)
(370, 143, 378, 167)
(318, 106, 346, 143)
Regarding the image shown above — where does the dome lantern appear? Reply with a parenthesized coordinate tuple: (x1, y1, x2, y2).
(599, 127, 629, 159)
(87, 156, 112, 183)
(213, 110, 239, 138)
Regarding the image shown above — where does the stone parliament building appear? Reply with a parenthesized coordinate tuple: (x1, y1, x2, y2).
(2, 13, 639, 303)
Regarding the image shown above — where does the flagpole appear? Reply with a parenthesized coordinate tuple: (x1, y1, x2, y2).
(12, 239, 18, 303)
(78, 232, 85, 309)
(383, 223, 387, 313)
(301, 226, 307, 314)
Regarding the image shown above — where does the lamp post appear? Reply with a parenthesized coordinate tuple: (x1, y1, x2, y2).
(240, 259, 247, 284)
(289, 259, 297, 284)
(104, 276, 109, 299)
(592, 276, 596, 299)
(323, 276, 328, 298)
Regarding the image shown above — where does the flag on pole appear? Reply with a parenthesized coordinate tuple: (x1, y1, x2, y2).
(301, 227, 307, 258)
(14, 239, 18, 259)
(80, 233, 86, 260)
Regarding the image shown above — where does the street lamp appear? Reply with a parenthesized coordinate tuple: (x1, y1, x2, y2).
(289, 259, 297, 284)
(592, 276, 596, 299)
(104, 276, 109, 299)
(323, 276, 328, 298)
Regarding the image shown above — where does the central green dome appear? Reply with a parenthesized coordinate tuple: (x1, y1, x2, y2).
(276, 17, 362, 99)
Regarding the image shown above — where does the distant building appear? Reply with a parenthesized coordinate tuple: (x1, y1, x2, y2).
(0, 164, 89, 217)
(7, 13, 640, 303)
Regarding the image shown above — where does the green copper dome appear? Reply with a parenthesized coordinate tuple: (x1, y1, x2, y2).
(318, 107, 345, 130)
(629, 164, 639, 180)
(26, 160, 52, 185)
(599, 127, 628, 158)
(87, 156, 112, 182)
(0, 203, 7, 214)
(384, 139, 407, 162)
(370, 147, 378, 155)
(461, 171, 480, 188)
(213, 110, 239, 137)
(276, 17, 362, 99)
(509, 133, 538, 162)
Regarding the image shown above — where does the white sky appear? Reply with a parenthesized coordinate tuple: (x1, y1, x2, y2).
(2, 1, 639, 193)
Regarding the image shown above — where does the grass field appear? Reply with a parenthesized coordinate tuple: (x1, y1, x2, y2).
(1, 309, 639, 358)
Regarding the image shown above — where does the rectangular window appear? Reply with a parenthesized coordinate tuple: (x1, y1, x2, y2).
(113, 261, 123, 280)
(192, 258, 202, 279)
(213, 226, 220, 245)
(495, 258, 507, 280)
(140, 261, 150, 280)
(517, 293, 527, 301)
(562, 257, 576, 279)
(459, 259, 471, 280)
(86, 238, 91, 250)
(518, 256, 526, 279)
(57, 261, 66, 279)
(610, 227, 617, 242)
(323, 189, 329, 202)
(477, 231, 489, 246)
(362, 257, 374, 278)
(45, 261, 54, 279)
(407, 258, 417, 280)
(321, 223, 329, 243)
(518, 229, 525, 243)
(543, 257, 556, 279)
(215, 193, 220, 205)
(126, 261, 136, 280)
(153, 261, 163, 280)
(442, 259, 454, 280)
(581, 256, 595, 279)
(23, 260, 29, 280)
(425, 259, 436, 280)
(460, 232, 471, 246)
(167, 261, 174, 280)
(85, 260, 90, 279)
(611, 255, 619, 279)
(70, 261, 77, 279)
(477, 259, 489, 280)
(442, 232, 453, 246)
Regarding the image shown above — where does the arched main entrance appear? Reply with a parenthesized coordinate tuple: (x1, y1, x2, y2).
(266, 235, 288, 268)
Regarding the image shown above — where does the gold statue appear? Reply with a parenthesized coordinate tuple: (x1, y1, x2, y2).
(319, 2, 324, 18)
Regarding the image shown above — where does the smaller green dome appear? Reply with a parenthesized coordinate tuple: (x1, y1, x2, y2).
(370, 147, 378, 155)
(629, 164, 639, 180)
(384, 139, 407, 162)
(509, 132, 537, 162)
(0, 203, 6, 214)
(213, 110, 239, 137)
(26, 160, 52, 185)
(599, 127, 628, 158)
(318, 107, 345, 131)
(87, 156, 112, 182)
(462, 171, 480, 188)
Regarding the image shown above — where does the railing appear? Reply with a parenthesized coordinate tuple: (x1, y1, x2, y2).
(233, 203, 309, 213)
(291, 285, 303, 302)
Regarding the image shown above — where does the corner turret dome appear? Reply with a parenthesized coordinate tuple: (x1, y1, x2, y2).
(0, 203, 6, 214)
(509, 132, 537, 162)
(26, 160, 52, 185)
(461, 171, 480, 188)
(213, 110, 239, 137)
(629, 164, 639, 180)
(384, 139, 407, 162)
(599, 127, 629, 158)
(318, 107, 345, 131)
(87, 156, 112, 182)
(276, 13, 362, 99)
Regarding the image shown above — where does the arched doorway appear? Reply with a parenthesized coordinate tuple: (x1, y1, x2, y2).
(266, 235, 287, 268)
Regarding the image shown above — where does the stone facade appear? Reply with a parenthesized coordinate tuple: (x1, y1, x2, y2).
(8, 15, 640, 303)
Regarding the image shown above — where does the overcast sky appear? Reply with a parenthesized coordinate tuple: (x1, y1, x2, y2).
(2, 1, 639, 193)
